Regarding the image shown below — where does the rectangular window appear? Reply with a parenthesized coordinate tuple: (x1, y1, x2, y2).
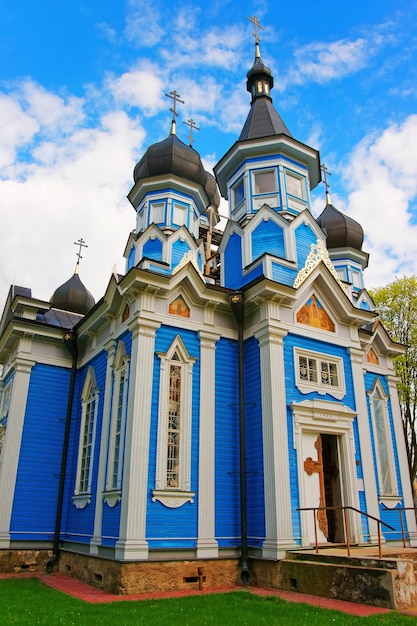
(173, 203, 187, 226)
(233, 180, 244, 207)
(286, 172, 305, 198)
(167, 363, 181, 487)
(254, 170, 276, 194)
(295, 349, 345, 400)
(111, 369, 126, 489)
(150, 202, 165, 224)
(79, 395, 96, 493)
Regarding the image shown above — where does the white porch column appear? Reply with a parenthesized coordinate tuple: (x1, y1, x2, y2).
(115, 318, 160, 560)
(196, 330, 220, 558)
(387, 374, 417, 546)
(0, 356, 35, 548)
(255, 322, 297, 558)
(90, 339, 117, 554)
(350, 347, 381, 542)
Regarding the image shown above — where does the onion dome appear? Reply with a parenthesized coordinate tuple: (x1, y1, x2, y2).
(133, 133, 219, 209)
(316, 202, 364, 251)
(50, 273, 95, 315)
(239, 41, 292, 141)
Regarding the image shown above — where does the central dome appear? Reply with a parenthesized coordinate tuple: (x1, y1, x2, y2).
(133, 133, 219, 209)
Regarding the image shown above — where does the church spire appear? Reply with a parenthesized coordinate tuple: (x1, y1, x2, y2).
(321, 164, 332, 205)
(74, 237, 88, 275)
(239, 17, 292, 141)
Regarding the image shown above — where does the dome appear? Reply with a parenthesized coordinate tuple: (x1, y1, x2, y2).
(50, 273, 95, 315)
(316, 202, 364, 251)
(133, 133, 219, 209)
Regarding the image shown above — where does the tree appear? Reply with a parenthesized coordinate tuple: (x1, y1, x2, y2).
(370, 276, 417, 489)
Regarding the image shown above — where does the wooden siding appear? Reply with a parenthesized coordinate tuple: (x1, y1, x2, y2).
(224, 232, 243, 290)
(295, 223, 317, 269)
(143, 237, 163, 262)
(146, 325, 200, 549)
(251, 220, 285, 263)
(61, 350, 107, 545)
(10, 364, 71, 541)
(171, 239, 190, 270)
(244, 336, 265, 546)
(271, 262, 297, 286)
(215, 337, 240, 548)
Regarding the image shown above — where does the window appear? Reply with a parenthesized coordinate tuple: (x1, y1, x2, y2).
(153, 336, 196, 508)
(173, 202, 187, 226)
(105, 342, 130, 500)
(351, 270, 362, 289)
(295, 348, 345, 400)
(369, 380, 398, 497)
(150, 202, 165, 224)
(286, 172, 305, 199)
(233, 180, 244, 207)
(73, 367, 99, 508)
(254, 170, 276, 194)
(0, 380, 12, 462)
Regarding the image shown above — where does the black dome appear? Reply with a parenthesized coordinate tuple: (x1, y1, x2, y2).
(133, 133, 219, 209)
(316, 203, 364, 251)
(50, 273, 95, 315)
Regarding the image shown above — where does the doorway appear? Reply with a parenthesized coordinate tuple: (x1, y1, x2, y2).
(321, 434, 344, 543)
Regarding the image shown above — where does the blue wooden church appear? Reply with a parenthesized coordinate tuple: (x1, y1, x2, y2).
(0, 27, 416, 593)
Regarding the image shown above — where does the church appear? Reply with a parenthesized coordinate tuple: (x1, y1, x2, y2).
(0, 21, 416, 594)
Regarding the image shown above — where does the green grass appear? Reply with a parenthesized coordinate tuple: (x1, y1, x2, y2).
(0, 578, 415, 625)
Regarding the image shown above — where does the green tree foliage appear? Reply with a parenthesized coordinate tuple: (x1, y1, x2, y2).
(370, 276, 417, 486)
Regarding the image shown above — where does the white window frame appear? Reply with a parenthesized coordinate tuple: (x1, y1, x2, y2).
(0, 379, 12, 463)
(294, 347, 345, 400)
(253, 169, 277, 195)
(104, 342, 130, 505)
(368, 378, 399, 500)
(152, 335, 196, 508)
(285, 171, 305, 199)
(150, 201, 165, 225)
(73, 366, 100, 509)
(172, 202, 188, 227)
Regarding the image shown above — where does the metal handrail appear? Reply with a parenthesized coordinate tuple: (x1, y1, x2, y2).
(297, 505, 395, 559)
(381, 506, 417, 549)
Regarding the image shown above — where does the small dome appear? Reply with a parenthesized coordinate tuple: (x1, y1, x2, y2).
(50, 273, 95, 315)
(133, 133, 219, 210)
(316, 203, 364, 251)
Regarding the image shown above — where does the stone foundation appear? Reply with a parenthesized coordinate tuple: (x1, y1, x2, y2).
(59, 551, 241, 595)
(0, 549, 53, 574)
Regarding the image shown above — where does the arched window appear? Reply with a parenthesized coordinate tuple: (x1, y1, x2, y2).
(368, 379, 398, 497)
(153, 336, 196, 508)
(73, 367, 99, 509)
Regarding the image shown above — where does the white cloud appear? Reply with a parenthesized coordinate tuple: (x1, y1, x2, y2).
(107, 67, 165, 115)
(0, 95, 39, 169)
(344, 114, 417, 287)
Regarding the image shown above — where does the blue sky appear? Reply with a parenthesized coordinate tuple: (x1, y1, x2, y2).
(1, 0, 417, 306)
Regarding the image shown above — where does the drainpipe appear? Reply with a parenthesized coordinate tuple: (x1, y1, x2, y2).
(229, 292, 249, 585)
(47, 330, 77, 572)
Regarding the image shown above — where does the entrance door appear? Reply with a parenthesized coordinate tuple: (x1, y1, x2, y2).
(321, 434, 344, 543)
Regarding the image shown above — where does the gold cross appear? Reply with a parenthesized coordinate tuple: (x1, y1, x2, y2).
(247, 15, 265, 44)
(165, 90, 185, 121)
(183, 118, 200, 146)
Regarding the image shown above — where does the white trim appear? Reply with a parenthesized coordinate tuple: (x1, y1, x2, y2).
(105, 342, 130, 495)
(367, 378, 399, 498)
(73, 366, 100, 508)
(290, 399, 361, 546)
(294, 347, 346, 400)
(153, 335, 196, 508)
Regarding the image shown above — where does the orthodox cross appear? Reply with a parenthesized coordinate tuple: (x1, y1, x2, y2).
(247, 15, 265, 44)
(321, 163, 332, 204)
(304, 435, 329, 538)
(183, 118, 200, 147)
(74, 237, 88, 274)
(165, 90, 185, 133)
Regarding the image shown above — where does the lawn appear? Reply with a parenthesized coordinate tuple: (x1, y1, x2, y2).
(1, 578, 415, 625)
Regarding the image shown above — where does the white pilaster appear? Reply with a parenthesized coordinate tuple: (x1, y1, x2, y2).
(115, 318, 160, 560)
(350, 348, 381, 542)
(387, 374, 417, 546)
(196, 330, 220, 558)
(90, 339, 117, 554)
(0, 357, 35, 548)
(255, 322, 297, 558)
